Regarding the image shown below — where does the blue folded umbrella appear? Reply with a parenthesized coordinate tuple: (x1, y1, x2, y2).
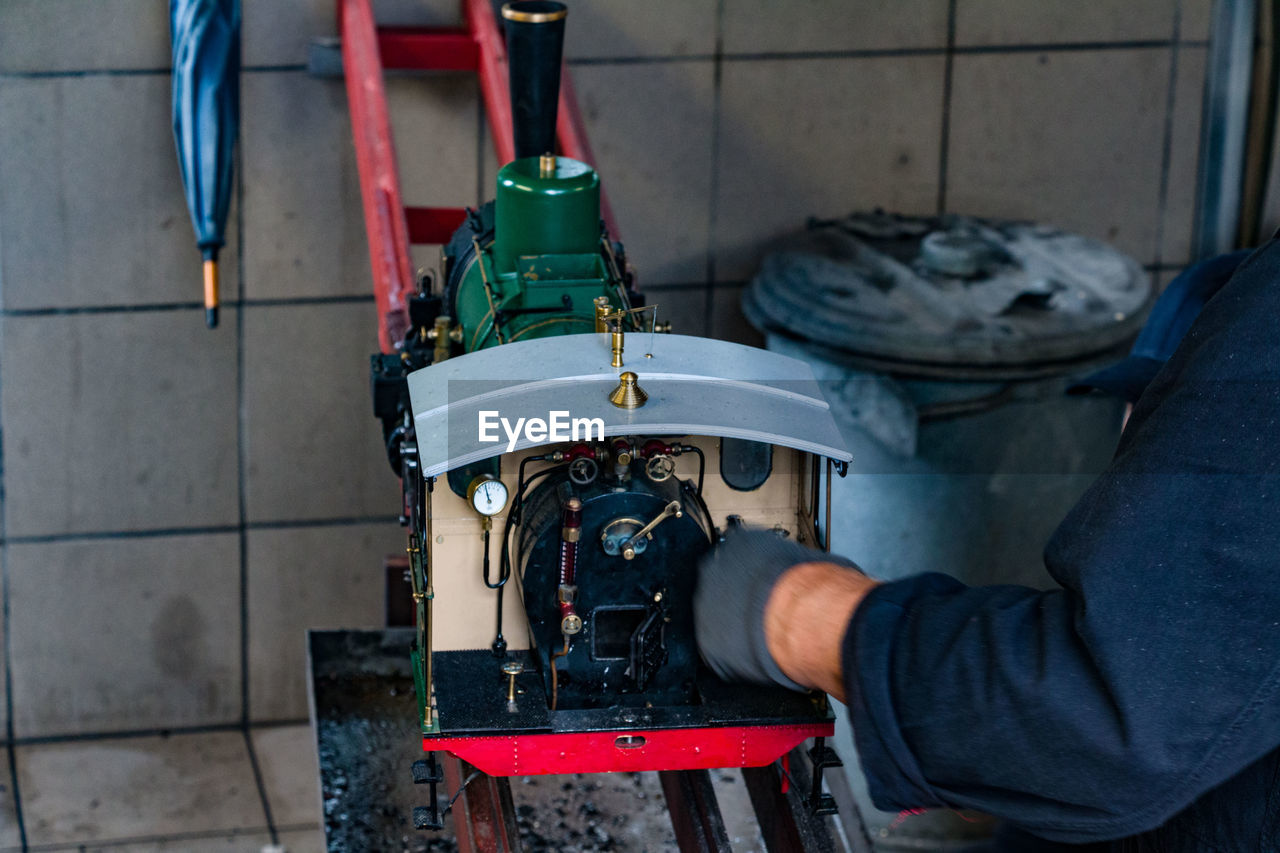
(171, 0, 240, 328)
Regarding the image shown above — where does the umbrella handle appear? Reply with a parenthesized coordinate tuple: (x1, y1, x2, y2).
(202, 254, 220, 329)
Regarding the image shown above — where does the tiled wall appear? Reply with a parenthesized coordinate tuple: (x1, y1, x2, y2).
(0, 0, 1212, 744)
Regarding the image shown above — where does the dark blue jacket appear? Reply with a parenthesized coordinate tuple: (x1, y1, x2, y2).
(844, 239, 1280, 849)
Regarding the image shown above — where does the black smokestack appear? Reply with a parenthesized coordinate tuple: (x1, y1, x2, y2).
(502, 1, 567, 160)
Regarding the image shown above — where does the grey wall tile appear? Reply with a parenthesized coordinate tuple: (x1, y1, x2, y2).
(16, 732, 265, 846)
(243, 0, 461, 67)
(239, 72, 365, 301)
(251, 725, 322, 827)
(246, 0, 708, 65)
(1160, 47, 1205, 266)
(240, 71, 477, 300)
(0, 1, 169, 73)
(574, 61, 714, 285)
(710, 286, 764, 347)
(946, 49, 1171, 266)
(715, 56, 944, 282)
(378, 70, 481, 210)
(1181, 0, 1214, 42)
(0, 75, 240, 310)
(722, 0, 949, 53)
(564, 0, 717, 59)
(1156, 267, 1184, 292)
(247, 523, 401, 720)
(242, 303, 392, 523)
(7, 534, 240, 738)
(955, 0, 1178, 45)
(0, 747, 17, 849)
(1, 311, 239, 537)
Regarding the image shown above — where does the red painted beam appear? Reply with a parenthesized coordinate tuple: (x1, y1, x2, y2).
(466, 0, 517, 167)
(377, 27, 478, 71)
(340, 0, 415, 353)
(342, 0, 626, 350)
(405, 206, 468, 245)
(424, 722, 833, 777)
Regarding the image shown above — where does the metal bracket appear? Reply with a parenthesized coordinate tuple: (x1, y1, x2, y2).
(411, 753, 445, 830)
(807, 737, 842, 816)
(742, 744, 839, 853)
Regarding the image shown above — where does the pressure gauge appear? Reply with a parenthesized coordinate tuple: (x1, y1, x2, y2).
(467, 474, 509, 517)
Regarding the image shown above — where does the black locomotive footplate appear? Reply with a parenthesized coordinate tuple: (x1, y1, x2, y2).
(431, 648, 834, 738)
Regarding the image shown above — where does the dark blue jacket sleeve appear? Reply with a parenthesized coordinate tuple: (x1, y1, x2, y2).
(843, 240, 1280, 842)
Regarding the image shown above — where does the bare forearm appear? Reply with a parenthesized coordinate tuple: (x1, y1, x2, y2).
(763, 561, 879, 701)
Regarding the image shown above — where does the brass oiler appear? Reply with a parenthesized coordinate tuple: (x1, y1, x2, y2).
(611, 330, 625, 368)
(593, 295, 611, 333)
(609, 372, 648, 409)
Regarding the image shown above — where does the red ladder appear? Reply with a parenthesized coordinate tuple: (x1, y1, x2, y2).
(337, 0, 617, 353)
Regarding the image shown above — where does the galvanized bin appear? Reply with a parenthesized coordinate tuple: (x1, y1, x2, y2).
(745, 212, 1153, 849)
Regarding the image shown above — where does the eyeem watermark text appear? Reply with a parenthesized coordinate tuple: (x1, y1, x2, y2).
(478, 410, 606, 452)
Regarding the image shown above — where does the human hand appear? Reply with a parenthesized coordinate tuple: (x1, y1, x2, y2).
(694, 526, 876, 697)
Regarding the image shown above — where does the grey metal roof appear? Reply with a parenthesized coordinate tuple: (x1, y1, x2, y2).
(407, 333, 852, 478)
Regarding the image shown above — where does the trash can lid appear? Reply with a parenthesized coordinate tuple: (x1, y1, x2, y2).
(743, 212, 1153, 379)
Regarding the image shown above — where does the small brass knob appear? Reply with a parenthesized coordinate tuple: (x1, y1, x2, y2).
(609, 372, 648, 409)
(502, 661, 524, 703)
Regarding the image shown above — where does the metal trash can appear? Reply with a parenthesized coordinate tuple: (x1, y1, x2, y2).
(745, 212, 1154, 849)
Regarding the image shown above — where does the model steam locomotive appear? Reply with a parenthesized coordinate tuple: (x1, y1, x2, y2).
(369, 0, 851, 791)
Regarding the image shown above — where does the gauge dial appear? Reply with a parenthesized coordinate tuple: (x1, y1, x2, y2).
(468, 475, 509, 517)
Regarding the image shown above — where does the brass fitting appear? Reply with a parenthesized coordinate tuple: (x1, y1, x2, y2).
(609, 372, 648, 409)
(594, 296, 611, 333)
(429, 314, 454, 364)
(611, 329, 624, 368)
(502, 661, 524, 703)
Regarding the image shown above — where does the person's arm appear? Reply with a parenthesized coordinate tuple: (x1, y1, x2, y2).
(762, 561, 875, 702)
(710, 241, 1280, 843)
(835, 242, 1280, 842)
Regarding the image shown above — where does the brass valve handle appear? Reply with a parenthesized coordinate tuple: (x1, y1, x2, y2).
(621, 500, 683, 560)
(600, 304, 659, 331)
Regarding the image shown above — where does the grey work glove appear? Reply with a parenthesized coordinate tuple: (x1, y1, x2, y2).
(694, 526, 859, 691)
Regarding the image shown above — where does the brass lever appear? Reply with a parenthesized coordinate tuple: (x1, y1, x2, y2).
(621, 500, 682, 560)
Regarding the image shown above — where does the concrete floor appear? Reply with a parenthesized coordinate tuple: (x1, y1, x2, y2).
(1, 725, 767, 852)
(2, 725, 321, 851)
